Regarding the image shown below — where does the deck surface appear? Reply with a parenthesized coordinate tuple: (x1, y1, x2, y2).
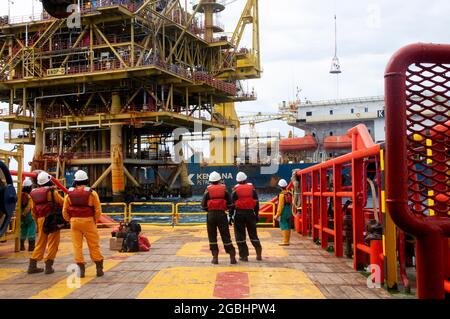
(0, 226, 393, 299)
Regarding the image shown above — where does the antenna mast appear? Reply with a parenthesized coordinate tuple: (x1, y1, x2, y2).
(330, 11, 342, 98)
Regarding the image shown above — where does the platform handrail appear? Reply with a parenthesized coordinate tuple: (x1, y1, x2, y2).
(385, 43, 450, 299)
(257, 202, 276, 227)
(128, 202, 175, 226)
(289, 124, 387, 286)
(100, 203, 128, 225)
(175, 202, 206, 226)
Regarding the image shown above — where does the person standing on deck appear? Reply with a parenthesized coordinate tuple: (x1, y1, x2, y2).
(201, 171, 237, 265)
(62, 170, 104, 278)
(27, 172, 64, 274)
(20, 179, 36, 252)
(230, 172, 262, 262)
(274, 179, 293, 246)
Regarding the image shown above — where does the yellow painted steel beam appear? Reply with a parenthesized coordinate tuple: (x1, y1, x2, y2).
(68, 159, 112, 165)
(380, 148, 398, 290)
(59, 25, 90, 69)
(0, 66, 185, 89)
(166, 0, 204, 63)
(92, 164, 113, 189)
(93, 24, 128, 68)
(123, 165, 140, 187)
(43, 112, 227, 130)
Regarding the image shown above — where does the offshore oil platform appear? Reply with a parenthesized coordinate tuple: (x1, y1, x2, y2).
(0, 0, 261, 200)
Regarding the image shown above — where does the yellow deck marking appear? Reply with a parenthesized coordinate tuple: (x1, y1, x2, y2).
(138, 267, 324, 299)
(30, 253, 133, 299)
(0, 242, 74, 259)
(176, 241, 288, 258)
(0, 268, 24, 281)
(141, 225, 204, 231)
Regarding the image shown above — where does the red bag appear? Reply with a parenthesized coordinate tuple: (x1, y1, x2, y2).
(138, 234, 151, 252)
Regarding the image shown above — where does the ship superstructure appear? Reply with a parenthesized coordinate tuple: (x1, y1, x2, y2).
(279, 96, 385, 162)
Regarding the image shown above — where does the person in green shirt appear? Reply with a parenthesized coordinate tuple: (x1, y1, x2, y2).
(274, 179, 293, 246)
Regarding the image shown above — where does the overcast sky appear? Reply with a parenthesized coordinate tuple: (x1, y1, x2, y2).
(0, 0, 449, 167)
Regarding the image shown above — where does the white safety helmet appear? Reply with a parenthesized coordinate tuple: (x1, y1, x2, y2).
(278, 179, 288, 188)
(23, 179, 33, 187)
(37, 172, 52, 186)
(236, 172, 248, 183)
(74, 170, 89, 182)
(209, 171, 222, 183)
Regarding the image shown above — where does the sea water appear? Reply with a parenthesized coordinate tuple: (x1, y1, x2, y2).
(103, 193, 278, 225)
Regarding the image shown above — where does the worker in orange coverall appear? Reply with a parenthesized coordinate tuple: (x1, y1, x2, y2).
(28, 171, 65, 274)
(62, 170, 104, 278)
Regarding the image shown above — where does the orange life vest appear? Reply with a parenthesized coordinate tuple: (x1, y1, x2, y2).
(207, 184, 228, 211)
(234, 183, 257, 210)
(30, 187, 53, 218)
(67, 187, 95, 218)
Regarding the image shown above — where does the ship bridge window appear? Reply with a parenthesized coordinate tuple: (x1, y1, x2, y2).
(365, 107, 369, 113)
(329, 110, 333, 115)
(306, 111, 312, 116)
(351, 108, 354, 114)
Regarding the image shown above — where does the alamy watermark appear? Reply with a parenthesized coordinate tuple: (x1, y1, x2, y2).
(366, 3, 382, 29)
(366, 264, 382, 289)
(66, 264, 81, 289)
(66, 4, 81, 29)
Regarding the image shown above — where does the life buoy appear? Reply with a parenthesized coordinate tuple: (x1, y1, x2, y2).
(356, 113, 361, 118)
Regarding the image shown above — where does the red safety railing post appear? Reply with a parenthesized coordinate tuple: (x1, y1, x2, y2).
(415, 231, 445, 298)
(320, 168, 329, 249)
(352, 156, 366, 270)
(312, 171, 320, 242)
(385, 43, 450, 299)
(334, 163, 344, 257)
(370, 239, 385, 285)
(301, 174, 308, 236)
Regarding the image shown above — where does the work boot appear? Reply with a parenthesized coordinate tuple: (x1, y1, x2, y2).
(77, 263, 86, 278)
(27, 259, 44, 274)
(20, 240, 25, 251)
(230, 250, 237, 265)
(279, 230, 291, 246)
(255, 246, 262, 261)
(28, 240, 35, 252)
(95, 260, 104, 277)
(211, 251, 219, 265)
(239, 256, 249, 262)
(44, 260, 55, 274)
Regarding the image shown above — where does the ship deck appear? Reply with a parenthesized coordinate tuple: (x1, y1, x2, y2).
(0, 226, 396, 299)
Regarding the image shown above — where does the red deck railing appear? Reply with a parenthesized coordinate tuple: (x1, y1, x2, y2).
(291, 125, 383, 278)
(385, 43, 450, 299)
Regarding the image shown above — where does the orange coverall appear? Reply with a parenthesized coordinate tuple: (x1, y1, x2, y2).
(31, 190, 65, 262)
(62, 187, 104, 264)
